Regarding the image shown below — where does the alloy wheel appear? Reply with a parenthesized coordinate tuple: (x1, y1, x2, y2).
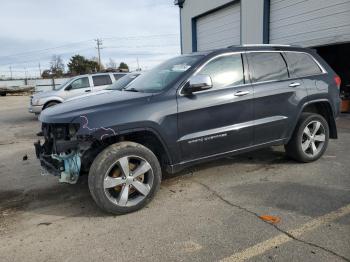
(301, 121, 326, 157)
(103, 155, 154, 207)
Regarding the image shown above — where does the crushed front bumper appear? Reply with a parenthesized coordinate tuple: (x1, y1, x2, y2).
(34, 140, 63, 176)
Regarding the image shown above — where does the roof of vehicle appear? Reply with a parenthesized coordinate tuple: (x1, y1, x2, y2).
(193, 44, 315, 56)
(70, 72, 129, 79)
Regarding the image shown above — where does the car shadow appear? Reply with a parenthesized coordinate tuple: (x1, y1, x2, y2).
(1, 146, 296, 220)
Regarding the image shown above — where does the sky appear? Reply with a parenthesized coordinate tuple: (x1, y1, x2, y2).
(0, 0, 181, 78)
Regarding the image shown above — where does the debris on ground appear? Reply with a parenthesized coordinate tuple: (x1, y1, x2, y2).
(259, 215, 281, 224)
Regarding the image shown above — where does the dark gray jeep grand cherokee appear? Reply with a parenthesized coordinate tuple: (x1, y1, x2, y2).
(35, 45, 341, 214)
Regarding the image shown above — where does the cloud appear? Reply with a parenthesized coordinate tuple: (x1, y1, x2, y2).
(0, 0, 180, 77)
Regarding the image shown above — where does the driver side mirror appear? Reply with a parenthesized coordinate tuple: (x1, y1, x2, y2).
(65, 85, 72, 91)
(183, 74, 213, 95)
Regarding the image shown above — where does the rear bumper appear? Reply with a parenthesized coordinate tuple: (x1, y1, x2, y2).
(29, 104, 43, 114)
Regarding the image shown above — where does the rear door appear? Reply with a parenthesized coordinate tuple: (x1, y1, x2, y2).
(92, 74, 113, 92)
(177, 53, 254, 161)
(246, 51, 307, 145)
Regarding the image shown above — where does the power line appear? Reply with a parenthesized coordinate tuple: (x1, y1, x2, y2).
(0, 34, 178, 60)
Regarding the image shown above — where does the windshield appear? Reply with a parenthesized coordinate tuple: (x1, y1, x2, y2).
(124, 55, 203, 93)
(54, 78, 72, 90)
(106, 74, 140, 90)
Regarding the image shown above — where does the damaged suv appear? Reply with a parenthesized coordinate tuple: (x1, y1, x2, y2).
(35, 45, 341, 214)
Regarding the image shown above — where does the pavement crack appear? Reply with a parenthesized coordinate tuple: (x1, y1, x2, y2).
(194, 180, 350, 262)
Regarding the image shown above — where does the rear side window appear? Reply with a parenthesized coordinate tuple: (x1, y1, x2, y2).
(247, 52, 289, 83)
(114, 73, 126, 81)
(284, 52, 322, 77)
(198, 54, 244, 89)
(92, 75, 112, 86)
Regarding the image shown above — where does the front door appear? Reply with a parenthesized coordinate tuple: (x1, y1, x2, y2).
(64, 76, 92, 99)
(177, 53, 254, 161)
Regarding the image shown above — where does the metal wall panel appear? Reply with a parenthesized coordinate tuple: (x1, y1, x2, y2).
(270, 0, 350, 47)
(196, 3, 241, 51)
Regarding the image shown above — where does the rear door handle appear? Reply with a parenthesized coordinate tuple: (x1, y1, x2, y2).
(85, 90, 91, 92)
(234, 91, 250, 96)
(289, 82, 301, 87)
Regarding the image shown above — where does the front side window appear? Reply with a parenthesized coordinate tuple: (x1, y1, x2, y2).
(92, 75, 112, 86)
(247, 52, 289, 83)
(198, 54, 244, 89)
(70, 77, 90, 90)
(284, 52, 322, 77)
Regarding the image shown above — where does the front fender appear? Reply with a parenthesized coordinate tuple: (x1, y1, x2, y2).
(40, 96, 64, 106)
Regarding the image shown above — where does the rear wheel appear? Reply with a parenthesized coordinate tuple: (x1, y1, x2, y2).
(88, 142, 161, 215)
(285, 113, 329, 162)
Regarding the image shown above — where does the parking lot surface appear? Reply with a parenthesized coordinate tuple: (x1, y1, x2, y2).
(0, 96, 349, 262)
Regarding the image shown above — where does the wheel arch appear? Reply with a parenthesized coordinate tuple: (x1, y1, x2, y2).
(289, 100, 337, 142)
(100, 127, 173, 168)
(43, 99, 62, 109)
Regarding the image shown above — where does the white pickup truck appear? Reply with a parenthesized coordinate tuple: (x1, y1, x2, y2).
(29, 72, 126, 114)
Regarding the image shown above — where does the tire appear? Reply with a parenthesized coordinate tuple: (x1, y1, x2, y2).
(285, 113, 329, 163)
(88, 141, 161, 215)
(0, 91, 6, 96)
(43, 101, 59, 109)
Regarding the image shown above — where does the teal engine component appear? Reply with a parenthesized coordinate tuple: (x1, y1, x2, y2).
(52, 151, 81, 184)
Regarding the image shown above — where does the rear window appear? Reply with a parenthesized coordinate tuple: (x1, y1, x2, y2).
(92, 75, 112, 86)
(247, 52, 289, 83)
(114, 73, 126, 81)
(284, 52, 322, 77)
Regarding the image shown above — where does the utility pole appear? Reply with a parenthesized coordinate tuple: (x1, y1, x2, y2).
(9, 66, 12, 79)
(95, 38, 103, 71)
(136, 57, 140, 71)
(38, 62, 42, 78)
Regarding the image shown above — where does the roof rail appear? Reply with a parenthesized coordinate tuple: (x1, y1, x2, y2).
(243, 44, 291, 47)
(227, 44, 292, 48)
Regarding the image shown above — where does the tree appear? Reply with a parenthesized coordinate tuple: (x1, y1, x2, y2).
(50, 55, 64, 77)
(41, 69, 51, 79)
(119, 62, 129, 72)
(67, 55, 99, 75)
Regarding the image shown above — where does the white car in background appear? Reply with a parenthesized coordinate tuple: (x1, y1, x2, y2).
(66, 72, 141, 102)
(29, 72, 127, 114)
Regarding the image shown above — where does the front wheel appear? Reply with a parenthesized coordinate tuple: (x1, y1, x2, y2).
(285, 113, 329, 162)
(43, 101, 59, 110)
(88, 142, 161, 215)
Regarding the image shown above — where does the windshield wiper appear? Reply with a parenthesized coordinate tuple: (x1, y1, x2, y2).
(123, 88, 139, 92)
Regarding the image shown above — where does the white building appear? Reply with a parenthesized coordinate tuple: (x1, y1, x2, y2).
(175, 0, 350, 99)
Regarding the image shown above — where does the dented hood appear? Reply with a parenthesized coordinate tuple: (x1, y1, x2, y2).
(39, 90, 153, 124)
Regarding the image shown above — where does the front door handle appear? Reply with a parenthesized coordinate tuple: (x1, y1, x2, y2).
(289, 82, 301, 87)
(85, 90, 91, 92)
(234, 91, 250, 96)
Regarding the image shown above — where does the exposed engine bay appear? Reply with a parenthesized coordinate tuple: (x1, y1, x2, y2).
(34, 123, 93, 184)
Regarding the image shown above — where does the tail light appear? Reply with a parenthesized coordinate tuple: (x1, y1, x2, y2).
(334, 75, 341, 89)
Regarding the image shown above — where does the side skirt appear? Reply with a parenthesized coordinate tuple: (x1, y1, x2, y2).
(166, 138, 286, 174)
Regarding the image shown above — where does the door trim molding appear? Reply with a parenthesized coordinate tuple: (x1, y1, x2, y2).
(178, 115, 287, 142)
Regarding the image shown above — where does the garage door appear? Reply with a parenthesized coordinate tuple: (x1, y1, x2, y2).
(270, 0, 350, 47)
(196, 3, 241, 51)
